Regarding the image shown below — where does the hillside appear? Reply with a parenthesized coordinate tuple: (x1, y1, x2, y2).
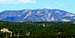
(0, 9, 75, 22)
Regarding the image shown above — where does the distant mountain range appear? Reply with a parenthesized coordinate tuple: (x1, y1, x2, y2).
(0, 9, 75, 22)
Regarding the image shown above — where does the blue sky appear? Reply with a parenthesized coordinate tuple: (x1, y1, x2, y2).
(0, 0, 75, 14)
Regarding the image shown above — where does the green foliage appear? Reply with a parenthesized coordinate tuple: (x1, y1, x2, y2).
(0, 21, 75, 38)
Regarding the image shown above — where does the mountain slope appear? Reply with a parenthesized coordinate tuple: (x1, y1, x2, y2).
(32, 9, 75, 22)
(0, 9, 75, 22)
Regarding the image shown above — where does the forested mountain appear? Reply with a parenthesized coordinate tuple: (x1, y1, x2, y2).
(0, 9, 75, 22)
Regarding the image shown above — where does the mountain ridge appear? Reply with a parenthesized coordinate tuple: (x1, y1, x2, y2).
(0, 9, 75, 22)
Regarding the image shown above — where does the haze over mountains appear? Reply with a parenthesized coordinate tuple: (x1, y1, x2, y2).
(0, 9, 75, 22)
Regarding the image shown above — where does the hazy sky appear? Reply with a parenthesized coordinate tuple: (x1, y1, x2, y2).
(0, 0, 75, 13)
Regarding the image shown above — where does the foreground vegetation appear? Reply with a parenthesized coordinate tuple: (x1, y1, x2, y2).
(0, 21, 75, 38)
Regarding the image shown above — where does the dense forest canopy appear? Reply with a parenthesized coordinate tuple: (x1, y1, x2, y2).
(0, 21, 75, 38)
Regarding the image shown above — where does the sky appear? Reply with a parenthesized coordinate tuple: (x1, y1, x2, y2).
(0, 0, 75, 14)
